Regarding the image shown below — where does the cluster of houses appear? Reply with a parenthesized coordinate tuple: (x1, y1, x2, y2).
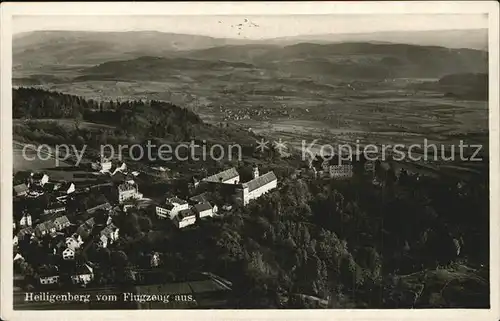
(155, 195, 218, 229)
(12, 167, 140, 288)
(13, 159, 281, 287)
(154, 165, 278, 229)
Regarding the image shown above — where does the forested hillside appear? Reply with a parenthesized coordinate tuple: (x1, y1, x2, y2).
(13, 87, 255, 144)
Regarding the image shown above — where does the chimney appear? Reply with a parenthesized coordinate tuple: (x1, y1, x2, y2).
(252, 165, 259, 179)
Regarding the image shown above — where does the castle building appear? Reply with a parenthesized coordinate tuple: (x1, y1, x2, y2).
(235, 170, 277, 206)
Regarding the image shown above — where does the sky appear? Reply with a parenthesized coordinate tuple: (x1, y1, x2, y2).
(13, 14, 488, 39)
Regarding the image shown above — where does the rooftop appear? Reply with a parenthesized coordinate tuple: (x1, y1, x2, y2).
(203, 167, 239, 183)
(194, 202, 212, 213)
(160, 203, 175, 210)
(53, 215, 70, 226)
(177, 208, 195, 220)
(100, 223, 118, 237)
(118, 182, 137, 192)
(189, 193, 208, 204)
(38, 265, 58, 277)
(13, 183, 28, 194)
(168, 197, 188, 205)
(243, 171, 277, 192)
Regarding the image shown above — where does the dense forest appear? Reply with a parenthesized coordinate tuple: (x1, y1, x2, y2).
(13, 87, 256, 146)
(13, 87, 203, 141)
(74, 165, 487, 309)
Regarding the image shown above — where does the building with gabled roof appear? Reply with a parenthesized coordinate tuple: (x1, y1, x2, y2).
(117, 182, 143, 203)
(235, 169, 277, 206)
(98, 223, 120, 248)
(193, 202, 216, 219)
(173, 208, 197, 229)
(189, 193, 209, 204)
(156, 196, 189, 219)
(53, 215, 71, 231)
(76, 217, 95, 239)
(38, 265, 59, 285)
(202, 167, 240, 184)
(19, 212, 32, 227)
(86, 196, 111, 214)
(34, 220, 57, 237)
(43, 204, 66, 216)
(70, 263, 94, 285)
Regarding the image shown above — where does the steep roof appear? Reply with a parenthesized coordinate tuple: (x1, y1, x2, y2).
(100, 223, 118, 237)
(203, 167, 239, 183)
(53, 215, 70, 227)
(35, 220, 56, 233)
(189, 193, 208, 204)
(244, 171, 277, 192)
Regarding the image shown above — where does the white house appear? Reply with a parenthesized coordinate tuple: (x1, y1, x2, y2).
(19, 213, 32, 227)
(156, 197, 189, 219)
(173, 209, 197, 229)
(53, 215, 71, 231)
(202, 167, 240, 184)
(13, 235, 18, 246)
(71, 264, 94, 285)
(43, 205, 66, 216)
(117, 182, 143, 203)
(98, 223, 120, 248)
(193, 202, 216, 219)
(235, 170, 278, 206)
(39, 266, 59, 285)
(66, 234, 84, 251)
(62, 247, 75, 260)
(39, 275, 59, 285)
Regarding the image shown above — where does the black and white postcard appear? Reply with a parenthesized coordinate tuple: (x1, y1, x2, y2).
(1, 2, 499, 321)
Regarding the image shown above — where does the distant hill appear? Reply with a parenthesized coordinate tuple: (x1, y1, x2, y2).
(255, 42, 488, 78)
(268, 29, 488, 51)
(13, 30, 250, 69)
(75, 42, 488, 81)
(13, 29, 488, 72)
(411, 73, 488, 101)
(75, 56, 257, 81)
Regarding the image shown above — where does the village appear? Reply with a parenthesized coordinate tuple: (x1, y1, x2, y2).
(12, 152, 284, 290)
(12, 142, 425, 294)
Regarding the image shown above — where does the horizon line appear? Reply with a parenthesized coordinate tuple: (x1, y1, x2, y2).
(13, 27, 488, 41)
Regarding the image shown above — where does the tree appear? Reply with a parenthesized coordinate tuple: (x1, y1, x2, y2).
(111, 250, 128, 268)
(138, 216, 153, 232)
